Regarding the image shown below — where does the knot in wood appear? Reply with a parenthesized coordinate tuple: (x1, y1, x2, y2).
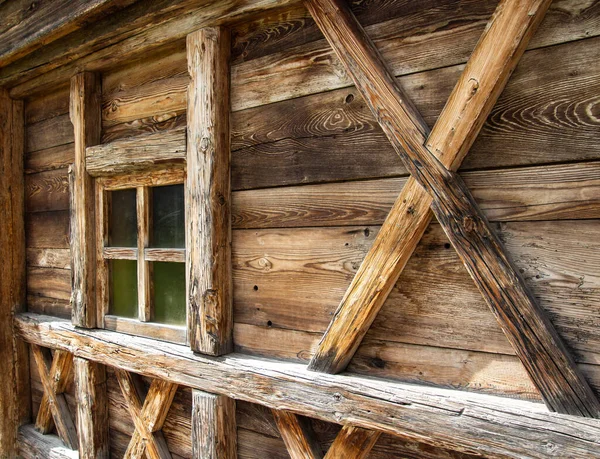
(463, 216, 476, 232)
(199, 136, 211, 153)
(467, 78, 479, 96)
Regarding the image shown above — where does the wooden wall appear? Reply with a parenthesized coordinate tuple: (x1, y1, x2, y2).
(23, 0, 600, 456)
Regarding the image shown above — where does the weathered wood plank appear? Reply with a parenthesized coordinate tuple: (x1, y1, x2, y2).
(86, 128, 186, 177)
(26, 143, 74, 175)
(192, 390, 237, 459)
(305, 0, 600, 417)
(137, 186, 152, 322)
(305, 0, 552, 375)
(26, 168, 70, 213)
(186, 27, 233, 355)
(73, 357, 109, 458)
(27, 113, 74, 153)
(324, 425, 379, 459)
(25, 84, 70, 125)
(27, 248, 71, 269)
(26, 211, 70, 248)
(36, 350, 73, 434)
(17, 424, 79, 459)
(15, 313, 600, 459)
(0, 90, 29, 457)
(70, 72, 101, 328)
(145, 248, 186, 263)
(272, 410, 323, 459)
(31, 345, 78, 450)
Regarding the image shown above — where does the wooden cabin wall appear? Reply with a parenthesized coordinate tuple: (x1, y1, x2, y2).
(22, 0, 600, 456)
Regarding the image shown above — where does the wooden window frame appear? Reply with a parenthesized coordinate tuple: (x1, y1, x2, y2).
(95, 168, 187, 344)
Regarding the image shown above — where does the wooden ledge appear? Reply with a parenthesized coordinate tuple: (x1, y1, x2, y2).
(18, 424, 79, 459)
(14, 313, 600, 458)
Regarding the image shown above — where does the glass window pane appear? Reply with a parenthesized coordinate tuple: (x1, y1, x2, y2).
(151, 184, 184, 248)
(109, 189, 137, 247)
(152, 262, 185, 325)
(109, 260, 138, 318)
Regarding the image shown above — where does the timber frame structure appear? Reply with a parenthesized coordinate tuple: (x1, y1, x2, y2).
(1, 0, 600, 458)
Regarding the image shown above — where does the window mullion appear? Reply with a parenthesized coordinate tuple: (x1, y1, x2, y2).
(137, 186, 152, 322)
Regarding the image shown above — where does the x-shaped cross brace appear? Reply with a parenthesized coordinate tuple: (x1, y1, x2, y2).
(31, 345, 78, 450)
(304, 0, 600, 419)
(115, 369, 178, 459)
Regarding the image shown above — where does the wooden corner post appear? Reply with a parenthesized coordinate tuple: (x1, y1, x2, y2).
(192, 390, 237, 459)
(0, 89, 30, 457)
(186, 26, 233, 355)
(70, 71, 102, 328)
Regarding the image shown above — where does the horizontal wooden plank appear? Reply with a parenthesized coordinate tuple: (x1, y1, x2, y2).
(27, 295, 71, 320)
(15, 313, 600, 458)
(103, 248, 137, 260)
(233, 220, 600, 365)
(232, 161, 600, 228)
(104, 316, 186, 344)
(27, 248, 71, 269)
(27, 114, 73, 153)
(27, 267, 71, 302)
(86, 127, 186, 176)
(25, 84, 70, 125)
(26, 168, 69, 213)
(25, 143, 74, 175)
(26, 211, 70, 248)
(145, 248, 185, 263)
(228, 35, 600, 189)
(17, 424, 79, 459)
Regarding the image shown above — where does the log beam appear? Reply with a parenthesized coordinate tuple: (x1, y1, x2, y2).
(186, 26, 233, 355)
(324, 426, 380, 459)
(192, 390, 237, 459)
(15, 314, 600, 458)
(304, 0, 600, 418)
(70, 72, 102, 328)
(73, 357, 109, 458)
(0, 89, 29, 457)
(272, 410, 323, 459)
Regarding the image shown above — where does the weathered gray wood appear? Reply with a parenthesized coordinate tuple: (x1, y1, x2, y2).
(186, 27, 233, 355)
(0, 89, 29, 457)
(305, 0, 600, 418)
(86, 127, 186, 177)
(192, 390, 237, 459)
(73, 357, 109, 459)
(70, 72, 101, 328)
(15, 313, 600, 459)
(17, 424, 79, 459)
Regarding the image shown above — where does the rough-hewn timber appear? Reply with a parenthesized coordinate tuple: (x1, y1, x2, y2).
(324, 426, 380, 459)
(192, 390, 237, 458)
(272, 410, 323, 459)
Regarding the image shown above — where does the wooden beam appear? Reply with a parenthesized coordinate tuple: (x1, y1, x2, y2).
(73, 357, 109, 459)
(36, 351, 73, 434)
(192, 390, 237, 459)
(324, 426, 380, 459)
(186, 26, 233, 355)
(0, 89, 29, 457)
(272, 410, 323, 459)
(306, 0, 554, 374)
(304, 0, 600, 418)
(32, 345, 78, 450)
(70, 72, 101, 328)
(17, 424, 79, 459)
(0, 0, 138, 68)
(137, 186, 152, 322)
(85, 127, 186, 177)
(15, 314, 600, 458)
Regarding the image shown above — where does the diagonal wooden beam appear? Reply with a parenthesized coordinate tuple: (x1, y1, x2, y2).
(31, 346, 78, 450)
(324, 426, 380, 459)
(35, 350, 73, 435)
(115, 369, 177, 459)
(272, 410, 323, 459)
(305, 0, 600, 418)
(307, 0, 553, 375)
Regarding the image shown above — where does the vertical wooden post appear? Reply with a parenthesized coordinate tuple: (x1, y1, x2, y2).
(74, 357, 109, 458)
(0, 88, 29, 457)
(191, 390, 237, 459)
(186, 27, 233, 355)
(137, 186, 152, 322)
(70, 72, 102, 328)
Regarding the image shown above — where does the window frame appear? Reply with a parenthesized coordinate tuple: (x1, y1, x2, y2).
(95, 167, 187, 344)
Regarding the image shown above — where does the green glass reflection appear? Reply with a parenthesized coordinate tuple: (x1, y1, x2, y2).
(152, 262, 185, 325)
(151, 184, 185, 248)
(109, 260, 138, 318)
(109, 189, 137, 247)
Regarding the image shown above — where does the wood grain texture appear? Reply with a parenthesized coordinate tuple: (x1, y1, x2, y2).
(26, 168, 70, 213)
(192, 390, 237, 459)
(137, 186, 152, 322)
(305, 0, 600, 418)
(0, 90, 29, 457)
(26, 113, 73, 153)
(69, 72, 101, 328)
(17, 424, 79, 459)
(26, 143, 74, 175)
(31, 345, 78, 450)
(324, 425, 379, 459)
(15, 313, 600, 459)
(35, 350, 73, 434)
(86, 127, 186, 177)
(186, 27, 233, 355)
(73, 357, 109, 458)
(306, 0, 553, 375)
(272, 410, 323, 459)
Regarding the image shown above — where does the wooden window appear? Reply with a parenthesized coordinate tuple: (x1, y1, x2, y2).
(96, 168, 187, 344)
